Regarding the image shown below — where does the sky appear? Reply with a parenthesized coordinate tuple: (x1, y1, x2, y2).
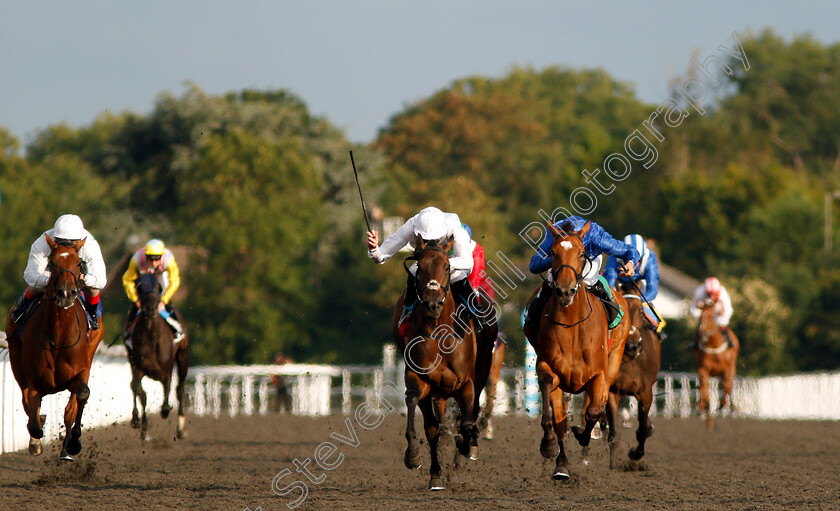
(1, 1, 838, 145)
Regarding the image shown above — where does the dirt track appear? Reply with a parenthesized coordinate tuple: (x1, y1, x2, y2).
(0, 411, 838, 510)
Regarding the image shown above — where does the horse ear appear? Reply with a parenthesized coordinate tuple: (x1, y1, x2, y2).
(442, 234, 455, 252)
(74, 237, 87, 250)
(415, 234, 426, 252)
(45, 234, 56, 250)
(579, 220, 591, 237)
(547, 222, 562, 238)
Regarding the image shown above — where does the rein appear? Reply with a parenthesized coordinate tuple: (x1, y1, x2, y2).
(696, 310, 729, 355)
(545, 288, 594, 328)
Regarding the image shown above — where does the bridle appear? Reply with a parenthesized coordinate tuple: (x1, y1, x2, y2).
(404, 244, 452, 310)
(696, 306, 728, 355)
(44, 250, 86, 349)
(542, 233, 594, 328)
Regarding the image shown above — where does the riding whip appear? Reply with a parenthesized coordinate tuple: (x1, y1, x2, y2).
(618, 259, 663, 324)
(349, 150, 373, 233)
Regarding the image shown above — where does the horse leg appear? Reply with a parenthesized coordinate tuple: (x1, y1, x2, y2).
(536, 361, 560, 459)
(720, 363, 734, 413)
(573, 374, 608, 450)
(629, 387, 654, 461)
(548, 388, 570, 480)
(131, 370, 150, 440)
(175, 345, 189, 439)
(23, 389, 44, 456)
(60, 380, 90, 461)
(454, 382, 478, 466)
(480, 371, 497, 440)
(130, 368, 143, 429)
(605, 392, 620, 469)
(403, 373, 430, 470)
(160, 374, 172, 419)
(697, 367, 712, 429)
(472, 332, 494, 437)
(418, 396, 444, 491)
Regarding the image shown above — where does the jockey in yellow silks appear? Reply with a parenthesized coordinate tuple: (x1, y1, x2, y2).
(121, 239, 184, 342)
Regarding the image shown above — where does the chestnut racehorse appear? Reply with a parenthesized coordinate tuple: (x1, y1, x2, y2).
(5, 235, 103, 461)
(394, 235, 496, 491)
(604, 282, 662, 468)
(694, 300, 739, 428)
(525, 221, 630, 480)
(126, 273, 189, 440)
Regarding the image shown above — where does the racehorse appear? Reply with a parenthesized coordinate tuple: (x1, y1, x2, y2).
(126, 273, 189, 440)
(693, 300, 739, 429)
(4, 235, 103, 461)
(526, 221, 630, 480)
(394, 235, 496, 491)
(604, 282, 662, 467)
(478, 335, 506, 440)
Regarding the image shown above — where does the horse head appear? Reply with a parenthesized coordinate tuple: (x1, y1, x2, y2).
(547, 221, 590, 307)
(45, 234, 85, 309)
(696, 299, 720, 347)
(135, 273, 162, 319)
(413, 234, 454, 320)
(617, 281, 644, 360)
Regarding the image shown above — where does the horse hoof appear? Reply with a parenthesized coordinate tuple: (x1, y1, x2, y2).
(590, 423, 603, 439)
(131, 417, 141, 429)
(540, 438, 559, 459)
(552, 466, 570, 480)
(628, 448, 644, 461)
(571, 426, 590, 446)
(483, 423, 494, 440)
(404, 452, 422, 470)
(59, 450, 75, 462)
(28, 439, 43, 456)
(428, 477, 445, 491)
(66, 437, 82, 456)
(161, 407, 171, 419)
(468, 444, 479, 461)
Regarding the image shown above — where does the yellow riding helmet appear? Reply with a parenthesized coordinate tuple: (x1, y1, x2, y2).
(144, 239, 166, 257)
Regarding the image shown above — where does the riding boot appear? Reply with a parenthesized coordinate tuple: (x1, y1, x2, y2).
(122, 304, 139, 341)
(588, 276, 623, 330)
(83, 295, 101, 330)
(524, 281, 552, 331)
(452, 278, 484, 330)
(11, 291, 35, 324)
(160, 309, 185, 342)
(398, 274, 419, 336)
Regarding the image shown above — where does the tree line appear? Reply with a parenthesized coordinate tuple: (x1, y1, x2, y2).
(1, 29, 838, 375)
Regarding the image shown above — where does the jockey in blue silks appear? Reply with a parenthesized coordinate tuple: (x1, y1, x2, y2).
(524, 216, 640, 332)
(604, 234, 665, 332)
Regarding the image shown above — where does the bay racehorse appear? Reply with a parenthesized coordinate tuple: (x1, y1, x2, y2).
(394, 235, 496, 490)
(604, 281, 662, 467)
(126, 273, 189, 440)
(4, 235, 103, 461)
(525, 221, 630, 480)
(694, 299, 739, 428)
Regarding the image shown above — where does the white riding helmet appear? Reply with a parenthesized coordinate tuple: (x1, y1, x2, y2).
(624, 234, 650, 273)
(413, 207, 447, 241)
(53, 214, 86, 240)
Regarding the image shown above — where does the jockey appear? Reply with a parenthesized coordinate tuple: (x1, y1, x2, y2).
(690, 277, 735, 347)
(121, 239, 184, 341)
(524, 215, 639, 332)
(603, 234, 665, 332)
(11, 214, 107, 329)
(366, 206, 477, 336)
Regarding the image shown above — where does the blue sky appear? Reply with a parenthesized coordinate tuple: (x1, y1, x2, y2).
(1, 1, 837, 145)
